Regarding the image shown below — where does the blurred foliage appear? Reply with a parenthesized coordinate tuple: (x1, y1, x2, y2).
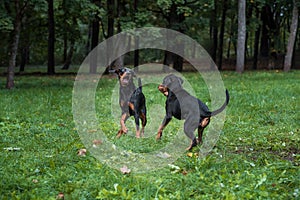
(0, 0, 298, 68)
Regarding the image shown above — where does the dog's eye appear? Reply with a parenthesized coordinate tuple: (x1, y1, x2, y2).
(119, 69, 126, 75)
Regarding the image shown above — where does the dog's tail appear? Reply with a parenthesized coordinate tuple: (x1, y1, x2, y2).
(138, 78, 142, 92)
(210, 89, 230, 116)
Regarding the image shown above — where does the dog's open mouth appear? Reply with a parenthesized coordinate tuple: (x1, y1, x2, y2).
(158, 84, 168, 96)
(120, 75, 131, 86)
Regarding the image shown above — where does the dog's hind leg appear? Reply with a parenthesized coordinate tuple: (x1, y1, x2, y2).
(197, 127, 204, 144)
(140, 112, 147, 137)
(197, 117, 210, 144)
(134, 113, 141, 138)
(184, 115, 200, 151)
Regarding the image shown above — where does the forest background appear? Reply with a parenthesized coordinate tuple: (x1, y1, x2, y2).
(0, 0, 299, 88)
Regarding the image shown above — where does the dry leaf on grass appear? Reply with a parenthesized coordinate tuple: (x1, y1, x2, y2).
(182, 170, 188, 175)
(187, 152, 198, 158)
(32, 179, 39, 183)
(92, 139, 102, 148)
(56, 192, 64, 199)
(77, 149, 87, 156)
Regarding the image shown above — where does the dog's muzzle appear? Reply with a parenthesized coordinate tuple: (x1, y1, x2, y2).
(120, 73, 132, 86)
(158, 84, 168, 96)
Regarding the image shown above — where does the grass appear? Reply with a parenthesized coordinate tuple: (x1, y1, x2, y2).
(0, 70, 299, 199)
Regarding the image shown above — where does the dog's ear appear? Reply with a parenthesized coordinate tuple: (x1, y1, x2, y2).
(171, 75, 184, 86)
(124, 68, 136, 77)
(132, 70, 137, 77)
(109, 68, 117, 74)
(177, 76, 184, 85)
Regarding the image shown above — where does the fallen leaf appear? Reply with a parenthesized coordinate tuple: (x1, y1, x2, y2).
(56, 192, 64, 199)
(77, 149, 87, 156)
(120, 165, 131, 174)
(92, 139, 102, 148)
(187, 152, 198, 157)
(182, 170, 188, 175)
(32, 179, 38, 183)
(187, 152, 193, 157)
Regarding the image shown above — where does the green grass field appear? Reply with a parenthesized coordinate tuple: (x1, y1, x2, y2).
(0, 70, 299, 199)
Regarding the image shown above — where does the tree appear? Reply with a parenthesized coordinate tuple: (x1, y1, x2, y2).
(61, 31, 75, 70)
(236, 0, 246, 73)
(1, 0, 298, 75)
(252, 3, 261, 70)
(133, 0, 139, 69)
(112, 0, 125, 69)
(47, 0, 55, 75)
(210, 0, 218, 62)
(19, 14, 30, 72)
(156, 0, 189, 72)
(6, 0, 28, 89)
(217, 0, 228, 70)
(284, 0, 299, 72)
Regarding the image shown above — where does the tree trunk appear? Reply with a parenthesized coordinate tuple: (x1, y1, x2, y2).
(110, 0, 125, 70)
(20, 45, 29, 72)
(90, 0, 100, 74)
(19, 15, 29, 72)
(134, 36, 139, 69)
(86, 22, 92, 56)
(133, 0, 139, 69)
(107, 0, 114, 38)
(260, 5, 275, 58)
(90, 16, 99, 73)
(226, 15, 234, 59)
(105, 0, 115, 71)
(252, 5, 260, 70)
(6, 0, 23, 89)
(163, 3, 185, 72)
(62, 39, 75, 70)
(284, 0, 299, 72)
(62, 0, 68, 62)
(173, 49, 183, 72)
(47, 0, 55, 75)
(210, 0, 218, 62)
(217, 0, 228, 70)
(63, 34, 67, 63)
(236, 0, 246, 73)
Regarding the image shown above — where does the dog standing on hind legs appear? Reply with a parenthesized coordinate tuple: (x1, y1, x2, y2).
(156, 74, 229, 150)
(111, 68, 147, 138)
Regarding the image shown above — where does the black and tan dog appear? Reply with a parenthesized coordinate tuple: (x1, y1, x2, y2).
(156, 74, 229, 150)
(111, 68, 147, 138)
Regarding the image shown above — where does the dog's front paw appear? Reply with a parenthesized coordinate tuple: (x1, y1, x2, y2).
(116, 130, 126, 138)
(135, 130, 141, 138)
(156, 132, 162, 140)
(197, 137, 203, 145)
(186, 138, 198, 151)
(121, 126, 128, 133)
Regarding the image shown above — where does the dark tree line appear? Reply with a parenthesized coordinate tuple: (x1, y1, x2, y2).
(0, 0, 299, 88)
